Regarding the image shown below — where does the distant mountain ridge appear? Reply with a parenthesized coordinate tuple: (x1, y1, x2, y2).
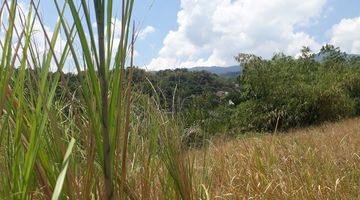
(154, 53, 359, 76)
(188, 65, 242, 75)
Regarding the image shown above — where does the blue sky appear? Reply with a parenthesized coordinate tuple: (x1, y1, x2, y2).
(131, 0, 180, 67)
(37, 0, 360, 70)
(301, 0, 360, 42)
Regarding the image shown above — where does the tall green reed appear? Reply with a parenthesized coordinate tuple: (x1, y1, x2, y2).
(0, 0, 199, 199)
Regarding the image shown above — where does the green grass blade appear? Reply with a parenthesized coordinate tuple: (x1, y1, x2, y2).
(51, 138, 76, 200)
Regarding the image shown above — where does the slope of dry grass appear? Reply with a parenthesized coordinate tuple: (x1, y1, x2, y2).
(192, 118, 360, 199)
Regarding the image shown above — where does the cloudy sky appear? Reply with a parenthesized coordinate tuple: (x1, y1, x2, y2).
(37, 0, 360, 70)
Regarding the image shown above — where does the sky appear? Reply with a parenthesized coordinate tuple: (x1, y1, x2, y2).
(35, 0, 360, 70)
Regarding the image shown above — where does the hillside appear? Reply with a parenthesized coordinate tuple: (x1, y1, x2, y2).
(191, 118, 360, 199)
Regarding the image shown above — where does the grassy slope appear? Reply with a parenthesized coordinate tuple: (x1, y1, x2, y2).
(192, 118, 360, 199)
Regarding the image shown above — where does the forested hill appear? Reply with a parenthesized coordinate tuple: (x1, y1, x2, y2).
(129, 68, 237, 109)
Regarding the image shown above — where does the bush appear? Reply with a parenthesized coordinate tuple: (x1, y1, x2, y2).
(343, 68, 360, 115)
(230, 50, 359, 133)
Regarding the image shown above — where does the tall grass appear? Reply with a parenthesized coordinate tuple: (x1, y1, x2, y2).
(190, 118, 360, 199)
(0, 0, 197, 199)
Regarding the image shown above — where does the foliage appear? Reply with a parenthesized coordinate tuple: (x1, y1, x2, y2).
(130, 68, 235, 111)
(122, 46, 360, 138)
(231, 46, 360, 132)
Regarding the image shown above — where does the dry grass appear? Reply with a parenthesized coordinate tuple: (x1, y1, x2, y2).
(192, 118, 360, 199)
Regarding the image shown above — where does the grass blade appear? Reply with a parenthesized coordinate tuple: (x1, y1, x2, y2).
(51, 138, 76, 200)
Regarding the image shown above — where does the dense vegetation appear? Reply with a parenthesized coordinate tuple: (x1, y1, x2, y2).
(172, 46, 360, 138)
(109, 46, 360, 140)
(230, 46, 360, 132)
(55, 45, 360, 142)
(129, 68, 235, 112)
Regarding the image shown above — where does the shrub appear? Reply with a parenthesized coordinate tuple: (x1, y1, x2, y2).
(343, 68, 360, 115)
(231, 51, 359, 133)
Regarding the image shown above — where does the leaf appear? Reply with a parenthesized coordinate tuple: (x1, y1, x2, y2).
(51, 138, 76, 200)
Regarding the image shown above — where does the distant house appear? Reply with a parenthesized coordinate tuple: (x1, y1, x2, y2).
(215, 91, 228, 98)
(228, 100, 235, 106)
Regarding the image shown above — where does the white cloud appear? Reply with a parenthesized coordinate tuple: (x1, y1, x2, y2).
(138, 26, 155, 40)
(148, 0, 326, 70)
(329, 17, 360, 54)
